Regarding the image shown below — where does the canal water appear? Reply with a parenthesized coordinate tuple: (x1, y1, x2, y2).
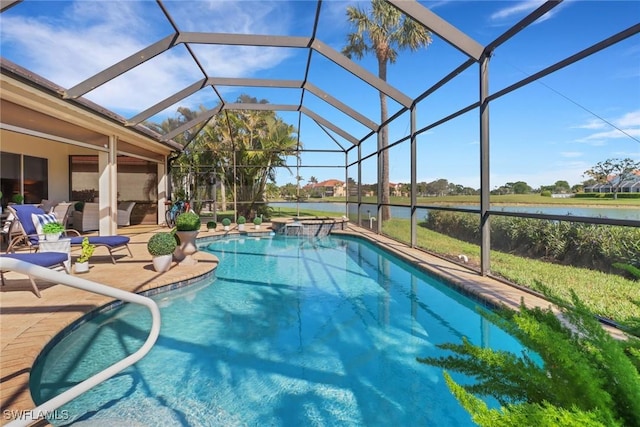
(271, 202, 640, 221)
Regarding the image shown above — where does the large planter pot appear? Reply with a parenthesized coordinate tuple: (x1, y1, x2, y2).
(238, 224, 245, 231)
(175, 230, 199, 266)
(152, 254, 173, 272)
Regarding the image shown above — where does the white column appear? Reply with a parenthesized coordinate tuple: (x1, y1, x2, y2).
(98, 136, 118, 235)
(157, 160, 167, 225)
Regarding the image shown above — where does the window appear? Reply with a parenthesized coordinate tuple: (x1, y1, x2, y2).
(0, 152, 48, 207)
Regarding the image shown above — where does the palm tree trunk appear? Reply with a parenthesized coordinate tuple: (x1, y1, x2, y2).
(378, 57, 391, 221)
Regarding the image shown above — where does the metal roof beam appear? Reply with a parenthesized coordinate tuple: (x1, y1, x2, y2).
(223, 103, 298, 112)
(0, 0, 21, 13)
(387, 0, 483, 61)
(300, 106, 359, 145)
(304, 82, 378, 131)
(311, 40, 412, 108)
(127, 78, 208, 126)
(209, 77, 303, 88)
(161, 104, 222, 142)
(64, 34, 179, 99)
(177, 32, 310, 48)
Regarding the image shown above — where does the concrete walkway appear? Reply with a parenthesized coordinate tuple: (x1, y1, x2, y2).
(0, 222, 598, 425)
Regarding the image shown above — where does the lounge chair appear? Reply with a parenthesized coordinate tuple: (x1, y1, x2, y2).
(1, 251, 69, 297)
(6, 205, 132, 264)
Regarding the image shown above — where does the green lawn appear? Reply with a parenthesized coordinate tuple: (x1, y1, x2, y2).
(381, 218, 640, 325)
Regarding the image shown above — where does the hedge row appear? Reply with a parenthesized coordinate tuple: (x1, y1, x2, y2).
(573, 192, 640, 199)
(422, 210, 640, 273)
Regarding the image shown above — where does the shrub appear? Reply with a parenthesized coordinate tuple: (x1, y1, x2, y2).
(175, 211, 201, 231)
(78, 237, 95, 263)
(540, 190, 552, 197)
(11, 194, 24, 204)
(147, 232, 177, 256)
(206, 221, 217, 229)
(237, 216, 246, 224)
(418, 292, 640, 427)
(253, 217, 263, 225)
(222, 218, 231, 227)
(42, 221, 65, 234)
(74, 201, 85, 212)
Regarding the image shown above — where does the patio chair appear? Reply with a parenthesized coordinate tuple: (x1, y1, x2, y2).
(117, 201, 136, 226)
(6, 205, 132, 264)
(52, 202, 74, 229)
(1, 251, 69, 297)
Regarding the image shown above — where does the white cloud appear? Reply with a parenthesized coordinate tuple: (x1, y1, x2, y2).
(573, 110, 640, 145)
(616, 110, 640, 128)
(573, 119, 606, 130)
(490, 1, 544, 21)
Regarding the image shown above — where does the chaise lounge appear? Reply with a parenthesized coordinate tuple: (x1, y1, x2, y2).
(7, 205, 133, 264)
(1, 251, 69, 297)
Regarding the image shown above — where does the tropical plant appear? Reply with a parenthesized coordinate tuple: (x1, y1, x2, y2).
(342, 0, 432, 220)
(77, 237, 95, 263)
(11, 194, 24, 204)
(237, 216, 246, 225)
(417, 291, 640, 427)
(42, 221, 65, 234)
(147, 232, 178, 256)
(175, 211, 201, 231)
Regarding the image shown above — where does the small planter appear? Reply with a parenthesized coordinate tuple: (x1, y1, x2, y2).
(221, 218, 231, 231)
(152, 254, 173, 272)
(45, 233, 61, 242)
(75, 261, 89, 274)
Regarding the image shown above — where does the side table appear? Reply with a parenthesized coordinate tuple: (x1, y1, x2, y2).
(39, 237, 71, 273)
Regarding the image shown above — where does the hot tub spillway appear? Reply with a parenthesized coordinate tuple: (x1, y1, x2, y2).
(271, 217, 348, 237)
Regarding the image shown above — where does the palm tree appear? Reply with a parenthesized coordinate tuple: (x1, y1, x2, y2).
(342, 0, 431, 220)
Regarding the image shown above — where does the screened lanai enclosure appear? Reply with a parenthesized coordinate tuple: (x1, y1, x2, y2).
(1, 1, 639, 281)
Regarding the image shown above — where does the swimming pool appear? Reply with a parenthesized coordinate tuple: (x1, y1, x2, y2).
(31, 235, 527, 426)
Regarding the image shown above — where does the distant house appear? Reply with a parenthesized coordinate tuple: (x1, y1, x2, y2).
(305, 179, 345, 198)
(584, 170, 640, 193)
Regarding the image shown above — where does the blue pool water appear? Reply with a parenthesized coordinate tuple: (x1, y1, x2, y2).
(31, 235, 527, 426)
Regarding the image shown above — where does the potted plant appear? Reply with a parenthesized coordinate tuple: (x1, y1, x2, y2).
(206, 221, 217, 231)
(253, 216, 263, 230)
(174, 211, 201, 265)
(11, 194, 24, 205)
(42, 221, 65, 241)
(75, 237, 95, 273)
(237, 215, 246, 231)
(147, 232, 176, 272)
(222, 218, 231, 231)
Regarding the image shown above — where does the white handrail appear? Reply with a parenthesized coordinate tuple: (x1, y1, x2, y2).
(1, 258, 161, 427)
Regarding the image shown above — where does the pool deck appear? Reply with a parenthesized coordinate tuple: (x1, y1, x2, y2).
(0, 222, 616, 425)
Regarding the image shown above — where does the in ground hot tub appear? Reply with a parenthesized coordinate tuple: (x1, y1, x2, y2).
(271, 216, 349, 237)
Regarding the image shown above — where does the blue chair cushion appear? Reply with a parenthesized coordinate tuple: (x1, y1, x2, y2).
(69, 236, 130, 247)
(1, 252, 68, 267)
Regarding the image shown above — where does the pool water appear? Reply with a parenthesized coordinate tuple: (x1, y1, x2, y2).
(31, 235, 527, 426)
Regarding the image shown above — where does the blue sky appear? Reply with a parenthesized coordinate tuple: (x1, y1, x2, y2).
(1, 0, 639, 189)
